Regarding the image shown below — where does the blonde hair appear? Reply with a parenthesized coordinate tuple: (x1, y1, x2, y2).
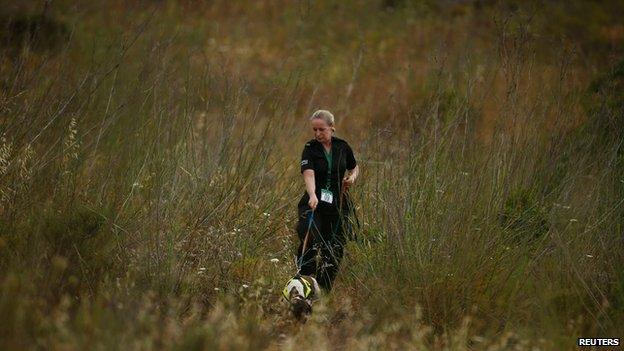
(310, 109, 335, 132)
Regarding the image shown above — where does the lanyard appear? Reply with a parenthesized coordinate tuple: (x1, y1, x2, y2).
(323, 147, 332, 190)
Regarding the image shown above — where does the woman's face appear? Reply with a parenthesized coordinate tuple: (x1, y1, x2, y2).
(311, 118, 332, 144)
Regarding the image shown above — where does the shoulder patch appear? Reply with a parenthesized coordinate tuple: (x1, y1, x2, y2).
(305, 142, 310, 146)
(301, 160, 309, 166)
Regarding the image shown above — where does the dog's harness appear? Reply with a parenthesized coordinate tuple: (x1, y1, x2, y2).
(282, 276, 314, 300)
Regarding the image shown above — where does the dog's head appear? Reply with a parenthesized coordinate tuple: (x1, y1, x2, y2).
(290, 295, 312, 320)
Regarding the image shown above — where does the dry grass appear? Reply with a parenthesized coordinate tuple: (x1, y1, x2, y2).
(0, 0, 623, 350)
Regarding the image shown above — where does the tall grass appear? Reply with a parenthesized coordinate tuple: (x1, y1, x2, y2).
(0, 0, 622, 349)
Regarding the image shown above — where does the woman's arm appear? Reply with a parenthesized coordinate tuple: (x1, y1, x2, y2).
(303, 169, 318, 210)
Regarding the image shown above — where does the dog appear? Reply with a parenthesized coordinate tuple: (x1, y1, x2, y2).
(282, 274, 321, 320)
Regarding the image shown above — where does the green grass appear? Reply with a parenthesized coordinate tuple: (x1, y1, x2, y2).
(0, 0, 623, 349)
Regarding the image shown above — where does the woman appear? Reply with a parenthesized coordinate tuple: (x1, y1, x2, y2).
(296, 109, 359, 292)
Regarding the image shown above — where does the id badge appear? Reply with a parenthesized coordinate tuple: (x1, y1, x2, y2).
(320, 189, 333, 204)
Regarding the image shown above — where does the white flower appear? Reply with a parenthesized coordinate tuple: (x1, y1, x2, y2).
(242, 284, 249, 289)
(270, 258, 279, 263)
(570, 218, 578, 222)
(263, 212, 271, 217)
(585, 254, 594, 258)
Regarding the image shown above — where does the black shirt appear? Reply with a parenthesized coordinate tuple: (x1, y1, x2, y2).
(298, 136, 357, 215)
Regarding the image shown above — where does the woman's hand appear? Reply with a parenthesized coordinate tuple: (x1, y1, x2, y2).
(343, 174, 356, 187)
(308, 194, 318, 210)
(343, 165, 359, 188)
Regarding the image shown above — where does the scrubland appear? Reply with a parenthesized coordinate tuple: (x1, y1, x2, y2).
(1, 1, 623, 349)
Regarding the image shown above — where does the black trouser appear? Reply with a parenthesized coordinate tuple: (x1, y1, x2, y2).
(296, 210, 347, 292)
